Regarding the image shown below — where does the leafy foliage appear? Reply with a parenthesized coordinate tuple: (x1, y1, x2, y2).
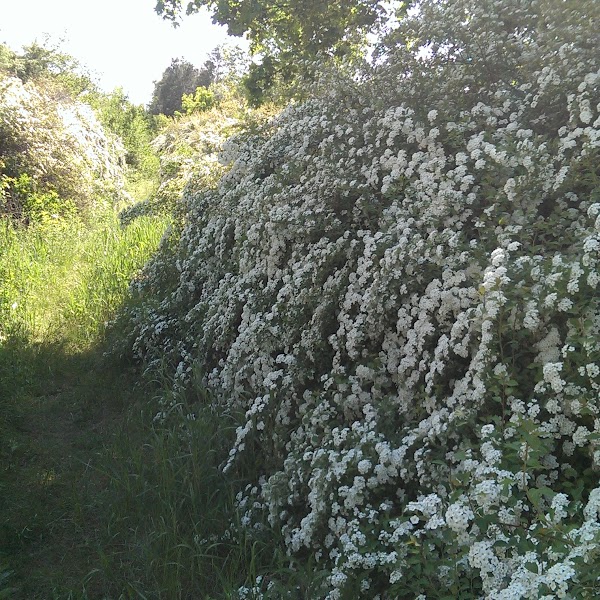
(0, 39, 161, 223)
(0, 75, 126, 222)
(181, 85, 216, 114)
(120, 79, 275, 226)
(179, 45, 251, 116)
(0, 39, 96, 98)
(119, 0, 600, 597)
(156, 0, 391, 54)
(155, 0, 410, 103)
(88, 87, 159, 176)
(148, 57, 214, 117)
(203, 44, 250, 84)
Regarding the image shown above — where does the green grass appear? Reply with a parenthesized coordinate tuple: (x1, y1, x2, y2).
(0, 208, 309, 599)
(0, 349, 266, 599)
(0, 344, 147, 598)
(0, 209, 182, 597)
(0, 211, 166, 351)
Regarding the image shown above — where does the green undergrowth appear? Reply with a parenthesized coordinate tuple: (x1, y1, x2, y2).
(0, 206, 306, 598)
(0, 351, 283, 599)
(0, 208, 169, 596)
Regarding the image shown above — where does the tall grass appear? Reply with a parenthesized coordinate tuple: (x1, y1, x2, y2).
(0, 209, 168, 596)
(0, 209, 168, 432)
(0, 211, 167, 351)
(81, 379, 328, 599)
(0, 208, 318, 598)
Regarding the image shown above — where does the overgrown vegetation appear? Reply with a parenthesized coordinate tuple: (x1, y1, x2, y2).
(0, 40, 161, 224)
(0, 36, 283, 600)
(0, 38, 96, 97)
(0, 74, 126, 222)
(120, 78, 277, 228)
(88, 87, 159, 178)
(120, 0, 600, 597)
(0, 210, 170, 594)
(3, 0, 600, 597)
(0, 192, 302, 600)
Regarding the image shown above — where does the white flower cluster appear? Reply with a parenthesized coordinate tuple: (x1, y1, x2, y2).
(150, 113, 236, 205)
(119, 0, 600, 597)
(0, 75, 127, 209)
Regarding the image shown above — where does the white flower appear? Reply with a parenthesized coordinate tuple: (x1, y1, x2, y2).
(427, 109, 438, 122)
(445, 501, 474, 533)
(357, 459, 372, 474)
(543, 362, 565, 393)
(481, 424, 495, 437)
(545, 562, 575, 597)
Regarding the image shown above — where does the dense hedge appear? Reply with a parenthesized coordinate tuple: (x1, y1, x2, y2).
(119, 0, 600, 597)
(0, 75, 126, 221)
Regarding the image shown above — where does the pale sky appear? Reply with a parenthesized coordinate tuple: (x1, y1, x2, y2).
(0, 0, 245, 105)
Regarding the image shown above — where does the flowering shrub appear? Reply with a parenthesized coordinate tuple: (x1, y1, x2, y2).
(118, 98, 231, 227)
(0, 75, 126, 220)
(119, 84, 275, 225)
(119, 0, 600, 597)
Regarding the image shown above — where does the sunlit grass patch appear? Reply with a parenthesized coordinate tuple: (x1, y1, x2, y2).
(0, 210, 168, 351)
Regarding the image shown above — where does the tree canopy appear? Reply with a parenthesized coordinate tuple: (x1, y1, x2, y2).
(148, 57, 214, 116)
(155, 0, 411, 103)
(157, 0, 393, 53)
(0, 39, 96, 97)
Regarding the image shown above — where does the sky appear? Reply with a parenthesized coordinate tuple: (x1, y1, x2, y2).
(0, 0, 244, 105)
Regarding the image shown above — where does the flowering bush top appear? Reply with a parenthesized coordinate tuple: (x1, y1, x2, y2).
(119, 84, 275, 225)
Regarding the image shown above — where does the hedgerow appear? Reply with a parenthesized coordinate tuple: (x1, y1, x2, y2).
(0, 75, 126, 222)
(118, 83, 275, 225)
(118, 0, 600, 597)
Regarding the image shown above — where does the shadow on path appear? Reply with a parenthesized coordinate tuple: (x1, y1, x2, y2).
(0, 334, 143, 599)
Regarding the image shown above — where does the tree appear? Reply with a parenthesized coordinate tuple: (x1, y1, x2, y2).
(148, 57, 213, 116)
(202, 44, 250, 84)
(181, 86, 215, 115)
(0, 38, 96, 97)
(155, 0, 412, 103)
(156, 0, 394, 54)
(179, 44, 250, 114)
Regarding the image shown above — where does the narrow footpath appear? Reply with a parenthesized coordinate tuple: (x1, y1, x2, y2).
(0, 337, 145, 598)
